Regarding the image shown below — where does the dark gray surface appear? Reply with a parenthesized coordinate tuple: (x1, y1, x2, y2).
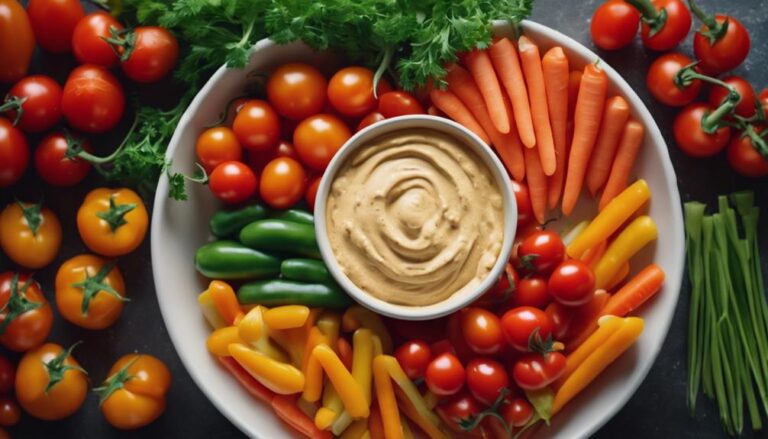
(0, 0, 766, 437)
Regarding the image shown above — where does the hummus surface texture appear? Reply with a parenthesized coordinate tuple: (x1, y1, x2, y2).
(326, 128, 504, 306)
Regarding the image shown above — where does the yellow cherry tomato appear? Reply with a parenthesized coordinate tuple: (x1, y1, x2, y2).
(77, 188, 148, 256)
(0, 201, 62, 269)
(16, 342, 88, 421)
(98, 353, 171, 430)
(55, 254, 127, 330)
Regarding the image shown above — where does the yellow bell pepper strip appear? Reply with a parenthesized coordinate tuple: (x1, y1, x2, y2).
(302, 328, 328, 402)
(264, 305, 310, 330)
(373, 355, 403, 439)
(395, 387, 447, 439)
(567, 179, 651, 259)
(372, 335, 383, 357)
(340, 419, 369, 439)
(209, 280, 244, 325)
(228, 343, 305, 394)
(342, 306, 393, 353)
(552, 317, 644, 415)
(198, 290, 226, 329)
(206, 326, 247, 357)
(369, 404, 385, 439)
(594, 215, 658, 289)
(555, 315, 624, 389)
(272, 308, 320, 367)
(313, 343, 370, 419)
(605, 261, 630, 290)
(237, 306, 290, 363)
(352, 329, 374, 404)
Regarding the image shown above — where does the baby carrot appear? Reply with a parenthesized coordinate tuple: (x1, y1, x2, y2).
(586, 96, 631, 197)
(518, 36, 556, 176)
(599, 120, 645, 210)
(429, 88, 491, 145)
(601, 264, 665, 318)
(524, 146, 548, 224)
(464, 49, 510, 133)
(567, 70, 582, 119)
(489, 37, 536, 148)
(562, 62, 608, 215)
(542, 46, 570, 208)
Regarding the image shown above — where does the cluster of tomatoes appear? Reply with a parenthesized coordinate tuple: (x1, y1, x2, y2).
(0, 0, 179, 189)
(590, 0, 767, 177)
(195, 63, 430, 208)
(388, 187, 598, 434)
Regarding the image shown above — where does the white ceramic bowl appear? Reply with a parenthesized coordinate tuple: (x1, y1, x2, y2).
(313, 115, 517, 320)
(151, 20, 685, 439)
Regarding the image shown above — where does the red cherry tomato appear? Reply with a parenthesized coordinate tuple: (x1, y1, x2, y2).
(0, 273, 53, 352)
(673, 103, 731, 158)
(461, 308, 505, 355)
(209, 161, 258, 204)
(477, 263, 519, 307)
(727, 130, 768, 178)
(548, 260, 596, 307)
(590, 0, 641, 50)
(61, 65, 125, 133)
(71, 12, 123, 67)
(511, 180, 533, 226)
(501, 306, 553, 352)
(195, 126, 242, 173)
(502, 397, 534, 428)
(707, 76, 756, 118)
(513, 352, 566, 390)
(4, 75, 62, 133)
(517, 230, 565, 274)
(378, 91, 425, 118)
(694, 15, 750, 75)
(120, 27, 179, 83)
(545, 301, 575, 341)
(0, 397, 19, 427)
(34, 132, 92, 186)
(394, 340, 432, 380)
(233, 100, 280, 152)
(267, 63, 327, 120)
(425, 352, 465, 396)
(759, 89, 768, 116)
(357, 112, 386, 132)
(327, 66, 378, 117)
(465, 358, 509, 406)
(511, 276, 550, 309)
(305, 176, 321, 211)
(293, 114, 351, 171)
(646, 53, 701, 107)
(0, 356, 14, 394)
(436, 392, 482, 433)
(447, 313, 475, 361)
(0, 118, 29, 187)
(259, 157, 307, 209)
(639, 0, 692, 51)
(26, 0, 84, 53)
(247, 140, 298, 172)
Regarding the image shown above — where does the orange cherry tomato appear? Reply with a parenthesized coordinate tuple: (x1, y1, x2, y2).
(259, 157, 307, 209)
(0, 0, 35, 83)
(16, 342, 88, 420)
(195, 126, 242, 173)
(305, 176, 321, 211)
(55, 254, 127, 330)
(98, 353, 171, 430)
(76, 188, 149, 257)
(0, 273, 52, 352)
(327, 66, 378, 117)
(461, 308, 505, 355)
(232, 100, 280, 151)
(378, 91, 425, 118)
(293, 114, 351, 171)
(0, 201, 62, 269)
(267, 63, 327, 120)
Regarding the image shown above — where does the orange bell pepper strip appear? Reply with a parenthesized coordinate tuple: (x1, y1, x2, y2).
(209, 280, 244, 325)
(264, 305, 310, 330)
(567, 179, 651, 259)
(206, 326, 246, 357)
(313, 344, 369, 419)
(216, 356, 275, 403)
(302, 328, 328, 402)
(369, 403, 385, 439)
(228, 343, 305, 394)
(594, 215, 658, 289)
(271, 394, 334, 439)
(373, 355, 403, 439)
(342, 306, 393, 353)
(552, 316, 644, 414)
(198, 289, 226, 329)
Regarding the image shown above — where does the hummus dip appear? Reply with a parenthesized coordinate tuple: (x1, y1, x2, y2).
(325, 128, 504, 306)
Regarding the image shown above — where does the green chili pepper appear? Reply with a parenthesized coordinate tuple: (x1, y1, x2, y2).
(239, 219, 320, 258)
(269, 209, 314, 225)
(209, 204, 267, 238)
(280, 258, 336, 284)
(238, 279, 351, 308)
(195, 240, 281, 280)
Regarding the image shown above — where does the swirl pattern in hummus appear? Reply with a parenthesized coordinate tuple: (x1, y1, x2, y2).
(326, 128, 504, 306)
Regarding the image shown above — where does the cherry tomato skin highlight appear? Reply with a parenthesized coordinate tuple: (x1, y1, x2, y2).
(639, 0, 692, 51)
(511, 180, 533, 226)
(71, 12, 123, 67)
(35, 133, 92, 186)
(305, 176, 321, 211)
(293, 114, 351, 171)
(646, 53, 701, 107)
(707, 76, 756, 118)
(0, 118, 29, 187)
(513, 352, 566, 390)
(267, 63, 327, 120)
(61, 65, 126, 133)
(209, 161, 258, 205)
(378, 91, 425, 118)
(328, 66, 378, 117)
(465, 358, 509, 406)
(195, 127, 242, 173)
(727, 131, 768, 178)
(26, 0, 84, 53)
(5, 75, 62, 133)
(590, 0, 640, 50)
(0, 356, 15, 394)
(548, 260, 596, 307)
(511, 276, 551, 309)
(121, 27, 179, 83)
(501, 306, 553, 352)
(461, 308, 505, 355)
(673, 103, 731, 158)
(233, 100, 281, 152)
(394, 340, 432, 380)
(259, 157, 307, 209)
(0, 274, 53, 352)
(502, 398, 534, 428)
(425, 353, 466, 396)
(694, 15, 750, 75)
(518, 230, 566, 274)
(357, 112, 386, 132)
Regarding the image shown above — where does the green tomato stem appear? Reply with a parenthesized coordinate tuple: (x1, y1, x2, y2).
(687, 0, 728, 44)
(625, 0, 668, 37)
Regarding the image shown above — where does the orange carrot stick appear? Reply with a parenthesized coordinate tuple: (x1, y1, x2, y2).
(562, 63, 608, 215)
(542, 47, 570, 208)
(518, 36, 556, 176)
(567, 70, 582, 119)
(337, 337, 353, 371)
(489, 37, 536, 148)
(429, 88, 491, 145)
(601, 264, 665, 318)
(271, 394, 334, 439)
(465, 49, 510, 133)
(524, 146, 548, 224)
(446, 65, 525, 181)
(599, 119, 645, 210)
(586, 96, 631, 197)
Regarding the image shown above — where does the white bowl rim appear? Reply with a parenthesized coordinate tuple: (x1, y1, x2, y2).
(313, 114, 518, 320)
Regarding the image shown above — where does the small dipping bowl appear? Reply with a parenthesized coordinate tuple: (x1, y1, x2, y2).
(314, 115, 517, 320)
